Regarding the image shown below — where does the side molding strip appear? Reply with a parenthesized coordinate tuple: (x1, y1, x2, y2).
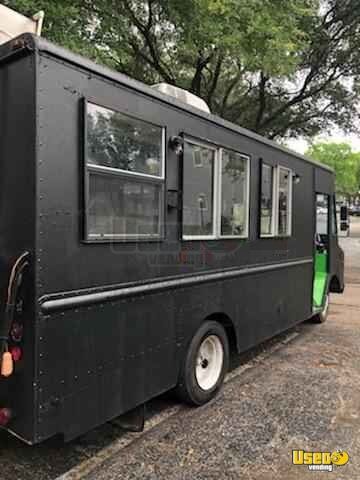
(40, 258, 313, 314)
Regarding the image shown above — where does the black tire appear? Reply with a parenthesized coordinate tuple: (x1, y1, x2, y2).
(311, 293, 329, 324)
(176, 321, 229, 406)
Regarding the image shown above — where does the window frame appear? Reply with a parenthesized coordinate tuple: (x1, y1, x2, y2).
(259, 163, 293, 239)
(193, 149, 204, 168)
(82, 99, 166, 243)
(181, 137, 250, 241)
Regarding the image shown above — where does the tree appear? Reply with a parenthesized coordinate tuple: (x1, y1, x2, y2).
(306, 142, 360, 196)
(5, 1, 360, 141)
(2, 0, 112, 62)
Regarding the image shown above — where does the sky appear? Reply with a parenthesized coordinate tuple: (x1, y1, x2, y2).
(287, 132, 360, 155)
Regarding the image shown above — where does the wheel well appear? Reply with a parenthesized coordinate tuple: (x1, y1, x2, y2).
(205, 313, 238, 354)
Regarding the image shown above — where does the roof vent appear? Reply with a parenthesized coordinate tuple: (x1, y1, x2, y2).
(0, 5, 44, 46)
(152, 83, 210, 113)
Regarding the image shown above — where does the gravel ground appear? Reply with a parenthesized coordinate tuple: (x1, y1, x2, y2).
(0, 220, 359, 480)
(73, 286, 360, 480)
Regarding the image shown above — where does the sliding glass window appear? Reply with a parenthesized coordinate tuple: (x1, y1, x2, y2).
(260, 163, 293, 238)
(84, 102, 165, 241)
(260, 163, 275, 236)
(277, 167, 292, 236)
(221, 150, 249, 237)
(182, 141, 216, 238)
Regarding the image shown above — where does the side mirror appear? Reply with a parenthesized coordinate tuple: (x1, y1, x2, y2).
(340, 205, 348, 221)
(315, 233, 325, 252)
(340, 205, 350, 235)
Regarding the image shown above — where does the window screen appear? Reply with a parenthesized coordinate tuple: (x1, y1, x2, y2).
(88, 172, 162, 238)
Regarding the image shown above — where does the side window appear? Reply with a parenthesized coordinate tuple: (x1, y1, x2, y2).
(260, 163, 293, 237)
(277, 167, 292, 236)
(182, 142, 215, 238)
(85, 102, 165, 241)
(182, 139, 250, 240)
(221, 149, 249, 237)
(260, 163, 275, 236)
(316, 194, 329, 235)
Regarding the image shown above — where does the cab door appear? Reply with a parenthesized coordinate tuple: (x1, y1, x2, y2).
(313, 193, 330, 310)
(330, 197, 345, 293)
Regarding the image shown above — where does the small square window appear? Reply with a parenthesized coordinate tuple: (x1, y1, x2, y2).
(193, 149, 204, 167)
(198, 193, 209, 211)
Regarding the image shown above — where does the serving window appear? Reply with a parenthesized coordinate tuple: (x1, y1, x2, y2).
(182, 138, 250, 240)
(84, 101, 165, 241)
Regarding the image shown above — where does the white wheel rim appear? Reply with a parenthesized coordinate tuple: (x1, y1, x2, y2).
(195, 335, 224, 391)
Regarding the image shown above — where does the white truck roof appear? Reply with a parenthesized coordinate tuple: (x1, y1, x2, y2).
(152, 83, 211, 113)
(0, 4, 44, 46)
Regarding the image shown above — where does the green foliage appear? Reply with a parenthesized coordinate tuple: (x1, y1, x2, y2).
(3, 0, 110, 62)
(306, 142, 360, 195)
(4, 1, 360, 142)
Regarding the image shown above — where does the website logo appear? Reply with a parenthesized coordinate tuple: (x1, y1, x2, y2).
(292, 449, 349, 472)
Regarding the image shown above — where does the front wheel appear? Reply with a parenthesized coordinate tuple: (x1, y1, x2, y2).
(176, 321, 229, 406)
(312, 293, 329, 323)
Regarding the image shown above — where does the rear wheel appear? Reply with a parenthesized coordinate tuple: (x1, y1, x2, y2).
(312, 293, 329, 323)
(176, 321, 229, 405)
